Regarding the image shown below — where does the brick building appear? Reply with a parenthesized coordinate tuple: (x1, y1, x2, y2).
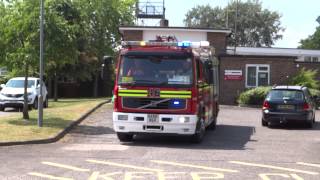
(119, 26, 320, 105)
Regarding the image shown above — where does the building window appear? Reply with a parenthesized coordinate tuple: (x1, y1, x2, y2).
(246, 64, 270, 88)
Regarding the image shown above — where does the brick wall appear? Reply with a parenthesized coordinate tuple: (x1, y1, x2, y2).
(218, 56, 320, 105)
(207, 32, 228, 55)
(122, 30, 143, 41)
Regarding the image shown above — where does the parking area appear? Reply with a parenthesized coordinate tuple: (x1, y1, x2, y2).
(0, 104, 320, 180)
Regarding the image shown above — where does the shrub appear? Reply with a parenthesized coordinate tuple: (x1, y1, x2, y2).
(238, 86, 272, 105)
(290, 68, 319, 89)
(310, 88, 320, 107)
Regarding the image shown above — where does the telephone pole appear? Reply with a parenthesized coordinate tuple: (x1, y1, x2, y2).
(38, 0, 44, 127)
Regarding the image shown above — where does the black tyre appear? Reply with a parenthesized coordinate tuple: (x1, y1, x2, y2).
(0, 106, 4, 111)
(207, 116, 217, 130)
(33, 98, 38, 109)
(306, 121, 313, 128)
(117, 133, 133, 142)
(306, 116, 314, 128)
(191, 118, 206, 143)
(44, 98, 48, 108)
(262, 119, 268, 127)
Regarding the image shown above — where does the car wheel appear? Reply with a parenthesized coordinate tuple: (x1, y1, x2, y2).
(191, 118, 206, 143)
(313, 114, 316, 123)
(117, 133, 133, 142)
(33, 98, 38, 110)
(262, 119, 268, 127)
(306, 119, 314, 129)
(0, 105, 4, 111)
(43, 97, 48, 108)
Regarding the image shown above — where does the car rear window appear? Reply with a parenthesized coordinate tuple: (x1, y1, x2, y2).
(267, 90, 304, 101)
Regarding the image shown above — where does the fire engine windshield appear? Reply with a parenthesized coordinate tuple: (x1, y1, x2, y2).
(119, 55, 193, 87)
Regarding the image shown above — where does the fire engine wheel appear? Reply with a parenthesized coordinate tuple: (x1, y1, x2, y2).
(207, 116, 217, 130)
(191, 118, 205, 143)
(117, 132, 133, 142)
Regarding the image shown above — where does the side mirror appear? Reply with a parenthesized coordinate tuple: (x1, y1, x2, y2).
(103, 55, 112, 61)
(0, 84, 5, 88)
(103, 56, 112, 64)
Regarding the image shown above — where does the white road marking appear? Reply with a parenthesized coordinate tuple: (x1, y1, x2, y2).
(86, 159, 163, 172)
(62, 144, 128, 151)
(28, 172, 73, 180)
(259, 173, 304, 180)
(42, 161, 90, 172)
(297, 162, 320, 168)
(230, 161, 318, 175)
(151, 160, 238, 173)
(259, 173, 291, 180)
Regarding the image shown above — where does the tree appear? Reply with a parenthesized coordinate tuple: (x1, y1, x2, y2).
(300, 26, 320, 49)
(290, 68, 319, 89)
(184, 1, 284, 47)
(0, 0, 79, 118)
(44, 0, 81, 101)
(0, 0, 41, 119)
(74, 0, 136, 97)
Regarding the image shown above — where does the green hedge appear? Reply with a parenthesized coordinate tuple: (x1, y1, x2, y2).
(238, 86, 272, 106)
(238, 86, 320, 106)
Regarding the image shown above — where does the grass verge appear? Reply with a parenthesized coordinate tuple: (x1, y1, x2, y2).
(0, 98, 107, 142)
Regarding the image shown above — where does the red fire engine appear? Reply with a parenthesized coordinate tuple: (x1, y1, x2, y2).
(112, 38, 219, 143)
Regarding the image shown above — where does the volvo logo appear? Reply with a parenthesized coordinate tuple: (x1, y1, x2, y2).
(148, 88, 160, 97)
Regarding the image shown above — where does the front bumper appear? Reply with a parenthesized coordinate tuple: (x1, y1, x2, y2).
(0, 97, 34, 107)
(113, 112, 197, 135)
(262, 110, 313, 123)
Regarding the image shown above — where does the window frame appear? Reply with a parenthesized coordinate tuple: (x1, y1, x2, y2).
(245, 64, 270, 88)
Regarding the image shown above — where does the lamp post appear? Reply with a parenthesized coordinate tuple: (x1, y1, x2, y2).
(38, 0, 44, 127)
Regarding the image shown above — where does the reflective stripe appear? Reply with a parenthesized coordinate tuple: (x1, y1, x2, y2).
(118, 93, 147, 97)
(160, 90, 191, 95)
(160, 94, 191, 98)
(118, 89, 148, 93)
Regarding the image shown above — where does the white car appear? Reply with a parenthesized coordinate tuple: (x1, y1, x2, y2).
(0, 77, 48, 111)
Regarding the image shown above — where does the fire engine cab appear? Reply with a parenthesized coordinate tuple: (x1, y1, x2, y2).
(112, 37, 219, 143)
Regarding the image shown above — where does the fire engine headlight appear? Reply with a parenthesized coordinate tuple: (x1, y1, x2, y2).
(118, 115, 128, 121)
(179, 116, 190, 123)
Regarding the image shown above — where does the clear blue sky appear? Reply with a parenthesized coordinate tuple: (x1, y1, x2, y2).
(162, 0, 320, 48)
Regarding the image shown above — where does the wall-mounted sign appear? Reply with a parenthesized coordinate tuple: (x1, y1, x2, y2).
(224, 70, 242, 80)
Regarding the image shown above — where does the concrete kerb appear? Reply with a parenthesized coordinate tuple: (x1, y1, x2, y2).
(0, 99, 111, 146)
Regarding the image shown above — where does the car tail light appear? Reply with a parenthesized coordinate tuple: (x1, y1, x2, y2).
(262, 101, 270, 110)
(303, 103, 310, 111)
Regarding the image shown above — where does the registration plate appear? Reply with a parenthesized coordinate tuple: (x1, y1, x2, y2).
(147, 114, 159, 123)
(278, 105, 294, 110)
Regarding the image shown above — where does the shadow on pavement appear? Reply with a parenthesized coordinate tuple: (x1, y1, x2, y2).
(70, 125, 115, 135)
(268, 121, 320, 130)
(126, 124, 256, 150)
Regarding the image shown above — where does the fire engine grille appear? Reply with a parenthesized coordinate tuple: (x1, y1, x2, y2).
(122, 97, 187, 110)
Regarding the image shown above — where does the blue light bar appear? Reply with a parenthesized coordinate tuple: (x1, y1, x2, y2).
(178, 41, 191, 48)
